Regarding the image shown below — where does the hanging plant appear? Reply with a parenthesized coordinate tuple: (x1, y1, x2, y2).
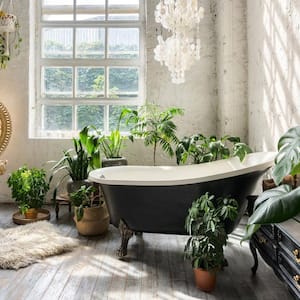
(0, 0, 22, 69)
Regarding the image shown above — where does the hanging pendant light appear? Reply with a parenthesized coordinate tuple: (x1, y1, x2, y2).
(154, 0, 204, 84)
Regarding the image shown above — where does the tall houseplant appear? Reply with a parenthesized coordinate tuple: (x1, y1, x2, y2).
(184, 193, 238, 292)
(125, 104, 184, 165)
(244, 125, 300, 239)
(50, 137, 91, 199)
(7, 166, 50, 219)
(176, 134, 252, 165)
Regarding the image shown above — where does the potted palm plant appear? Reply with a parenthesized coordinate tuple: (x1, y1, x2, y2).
(184, 193, 238, 292)
(244, 125, 300, 239)
(124, 103, 184, 165)
(70, 185, 109, 236)
(7, 166, 50, 219)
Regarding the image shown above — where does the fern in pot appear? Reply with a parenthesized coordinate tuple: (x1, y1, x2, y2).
(70, 185, 109, 236)
(184, 193, 238, 292)
(7, 166, 50, 219)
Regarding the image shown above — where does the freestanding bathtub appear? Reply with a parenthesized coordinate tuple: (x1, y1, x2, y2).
(89, 152, 276, 257)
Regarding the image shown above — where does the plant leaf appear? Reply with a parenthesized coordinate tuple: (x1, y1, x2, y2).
(253, 184, 292, 210)
(249, 186, 300, 225)
(241, 224, 261, 242)
(273, 126, 300, 185)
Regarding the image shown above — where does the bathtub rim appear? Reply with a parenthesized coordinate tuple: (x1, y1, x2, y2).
(89, 151, 276, 186)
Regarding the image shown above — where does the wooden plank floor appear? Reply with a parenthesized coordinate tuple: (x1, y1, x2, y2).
(0, 204, 295, 300)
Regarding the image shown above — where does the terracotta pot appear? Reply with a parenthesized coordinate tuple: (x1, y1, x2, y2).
(193, 268, 217, 292)
(74, 203, 110, 236)
(24, 208, 38, 219)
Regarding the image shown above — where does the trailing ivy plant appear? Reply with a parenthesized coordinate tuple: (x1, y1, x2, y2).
(124, 104, 184, 165)
(176, 134, 252, 165)
(243, 126, 300, 241)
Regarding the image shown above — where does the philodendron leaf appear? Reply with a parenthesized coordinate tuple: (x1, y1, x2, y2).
(273, 126, 300, 185)
(249, 185, 300, 225)
(253, 184, 292, 211)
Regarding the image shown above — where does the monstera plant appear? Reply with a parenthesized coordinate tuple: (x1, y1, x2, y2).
(244, 126, 300, 240)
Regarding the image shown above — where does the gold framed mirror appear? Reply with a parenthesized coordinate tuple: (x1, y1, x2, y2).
(0, 102, 12, 155)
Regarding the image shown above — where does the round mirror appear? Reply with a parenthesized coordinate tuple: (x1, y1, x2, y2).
(0, 102, 12, 155)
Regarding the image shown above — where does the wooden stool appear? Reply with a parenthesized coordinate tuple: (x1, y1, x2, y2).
(55, 194, 71, 219)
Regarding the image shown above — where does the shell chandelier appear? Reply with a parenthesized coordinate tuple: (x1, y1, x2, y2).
(154, 0, 204, 84)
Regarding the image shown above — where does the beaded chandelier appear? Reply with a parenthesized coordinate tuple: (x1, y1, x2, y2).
(154, 0, 204, 84)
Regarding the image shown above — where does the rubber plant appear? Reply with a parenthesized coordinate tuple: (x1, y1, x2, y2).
(176, 134, 252, 165)
(124, 104, 184, 165)
(243, 126, 300, 240)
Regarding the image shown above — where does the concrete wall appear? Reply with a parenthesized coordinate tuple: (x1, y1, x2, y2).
(248, 0, 300, 151)
(215, 0, 248, 141)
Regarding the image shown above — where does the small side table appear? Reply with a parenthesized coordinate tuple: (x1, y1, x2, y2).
(55, 194, 72, 219)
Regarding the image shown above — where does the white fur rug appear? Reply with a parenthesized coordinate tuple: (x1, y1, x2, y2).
(0, 221, 79, 270)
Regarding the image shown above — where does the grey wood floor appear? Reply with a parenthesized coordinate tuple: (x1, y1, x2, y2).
(0, 204, 295, 300)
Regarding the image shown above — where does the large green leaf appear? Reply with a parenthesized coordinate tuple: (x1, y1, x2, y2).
(249, 185, 300, 225)
(242, 224, 261, 242)
(253, 184, 292, 210)
(273, 126, 300, 185)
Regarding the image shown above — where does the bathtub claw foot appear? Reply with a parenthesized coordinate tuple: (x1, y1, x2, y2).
(117, 219, 134, 257)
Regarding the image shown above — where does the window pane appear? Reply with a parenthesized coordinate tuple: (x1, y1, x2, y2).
(42, 67, 73, 98)
(109, 67, 138, 98)
(77, 105, 104, 130)
(42, 0, 73, 21)
(76, 0, 105, 21)
(76, 67, 105, 98)
(108, 0, 139, 20)
(109, 105, 137, 131)
(44, 105, 72, 130)
(42, 28, 73, 59)
(108, 28, 139, 59)
(76, 28, 105, 59)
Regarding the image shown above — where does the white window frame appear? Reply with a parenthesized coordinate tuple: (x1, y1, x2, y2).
(29, 0, 145, 139)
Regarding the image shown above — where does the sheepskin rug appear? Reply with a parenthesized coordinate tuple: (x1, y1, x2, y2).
(0, 221, 79, 270)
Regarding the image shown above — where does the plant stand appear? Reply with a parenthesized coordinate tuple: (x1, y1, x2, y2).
(55, 194, 72, 219)
(12, 208, 50, 225)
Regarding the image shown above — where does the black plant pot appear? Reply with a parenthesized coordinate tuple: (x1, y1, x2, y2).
(102, 157, 128, 168)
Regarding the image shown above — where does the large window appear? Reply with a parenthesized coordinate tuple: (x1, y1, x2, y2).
(30, 0, 145, 138)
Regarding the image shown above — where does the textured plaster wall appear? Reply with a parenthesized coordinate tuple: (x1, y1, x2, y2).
(0, 0, 220, 202)
(215, 0, 248, 141)
(248, 0, 300, 151)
